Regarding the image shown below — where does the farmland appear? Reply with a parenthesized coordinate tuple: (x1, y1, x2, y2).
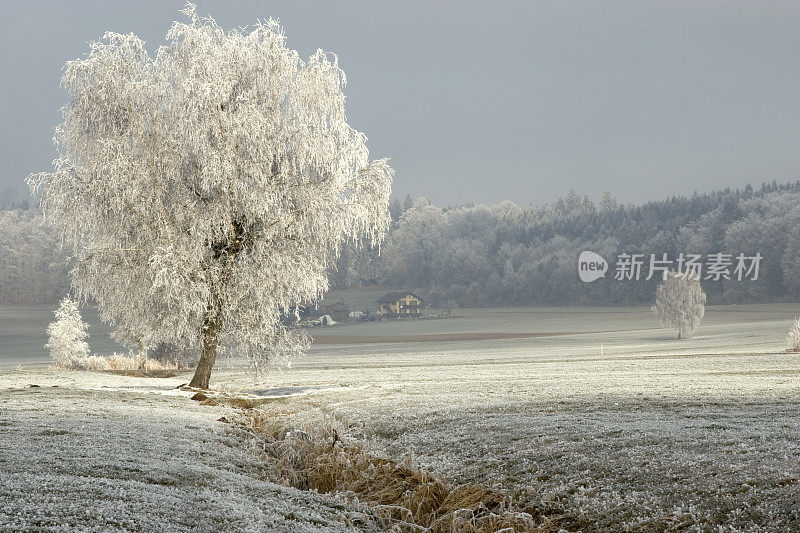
(2, 303, 800, 530)
(250, 304, 800, 530)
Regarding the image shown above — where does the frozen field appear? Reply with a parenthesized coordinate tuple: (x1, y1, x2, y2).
(0, 372, 381, 532)
(242, 304, 800, 531)
(2, 303, 800, 531)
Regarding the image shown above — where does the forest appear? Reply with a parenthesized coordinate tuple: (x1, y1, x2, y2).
(0, 208, 69, 305)
(4, 180, 799, 307)
(332, 180, 800, 307)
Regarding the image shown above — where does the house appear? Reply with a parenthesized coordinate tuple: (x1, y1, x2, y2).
(317, 300, 350, 322)
(376, 292, 423, 317)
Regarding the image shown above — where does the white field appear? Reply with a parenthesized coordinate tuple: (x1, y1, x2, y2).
(2, 303, 800, 531)
(0, 371, 382, 532)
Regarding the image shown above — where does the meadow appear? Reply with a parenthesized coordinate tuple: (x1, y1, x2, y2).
(242, 304, 800, 531)
(2, 303, 799, 531)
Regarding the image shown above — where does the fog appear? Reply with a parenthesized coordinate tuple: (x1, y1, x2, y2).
(2, 0, 799, 206)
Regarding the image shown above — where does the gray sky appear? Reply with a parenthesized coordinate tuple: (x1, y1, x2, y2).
(1, 1, 798, 206)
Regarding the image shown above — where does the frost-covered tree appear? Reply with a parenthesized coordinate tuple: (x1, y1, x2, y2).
(29, 5, 392, 388)
(0, 209, 70, 305)
(46, 297, 90, 369)
(651, 271, 707, 339)
(382, 198, 446, 288)
(788, 317, 800, 353)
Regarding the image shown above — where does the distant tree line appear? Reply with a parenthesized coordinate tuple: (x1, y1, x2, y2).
(0, 183, 31, 210)
(3, 182, 800, 307)
(331, 182, 800, 307)
(0, 208, 70, 304)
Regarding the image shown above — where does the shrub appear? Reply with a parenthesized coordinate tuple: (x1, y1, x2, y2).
(788, 317, 800, 352)
(46, 297, 90, 369)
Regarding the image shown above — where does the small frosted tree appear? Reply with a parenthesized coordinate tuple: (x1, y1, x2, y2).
(788, 317, 800, 352)
(651, 270, 706, 339)
(46, 297, 90, 369)
(29, 5, 392, 388)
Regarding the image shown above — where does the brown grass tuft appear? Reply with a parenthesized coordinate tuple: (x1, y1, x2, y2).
(103, 368, 179, 378)
(105, 354, 179, 373)
(183, 390, 266, 409)
(238, 411, 551, 532)
(53, 353, 181, 377)
(227, 398, 258, 409)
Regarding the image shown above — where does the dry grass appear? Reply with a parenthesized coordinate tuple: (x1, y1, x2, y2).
(103, 368, 179, 378)
(185, 389, 267, 409)
(53, 353, 180, 377)
(237, 411, 553, 533)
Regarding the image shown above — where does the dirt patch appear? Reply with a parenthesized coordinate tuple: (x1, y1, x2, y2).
(183, 388, 268, 409)
(311, 328, 658, 345)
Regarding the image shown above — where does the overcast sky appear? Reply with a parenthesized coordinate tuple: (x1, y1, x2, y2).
(1, 1, 798, 206)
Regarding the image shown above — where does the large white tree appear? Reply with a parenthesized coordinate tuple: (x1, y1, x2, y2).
(29, 5, 392, 388)
(651, 270, 706, 339)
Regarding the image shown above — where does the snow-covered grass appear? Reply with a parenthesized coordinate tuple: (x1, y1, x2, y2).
(230, 303, 800, 531)
(0, 371, 382, 532)
(3, 303, 800, 531)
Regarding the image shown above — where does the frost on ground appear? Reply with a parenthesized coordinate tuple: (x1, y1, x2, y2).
(241, 305, 800, 532)
(364, 400, 800, 531)
(0, 371, 381, 532)
(3, 304, 800, 531)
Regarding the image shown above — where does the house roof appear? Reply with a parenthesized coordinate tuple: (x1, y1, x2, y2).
(318, 300, 348, 309)
(375, 291, 423, 304)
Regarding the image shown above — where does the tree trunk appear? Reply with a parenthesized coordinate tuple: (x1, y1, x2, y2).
(189, 298, 223, 389)
(189, 223, 243, 389)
